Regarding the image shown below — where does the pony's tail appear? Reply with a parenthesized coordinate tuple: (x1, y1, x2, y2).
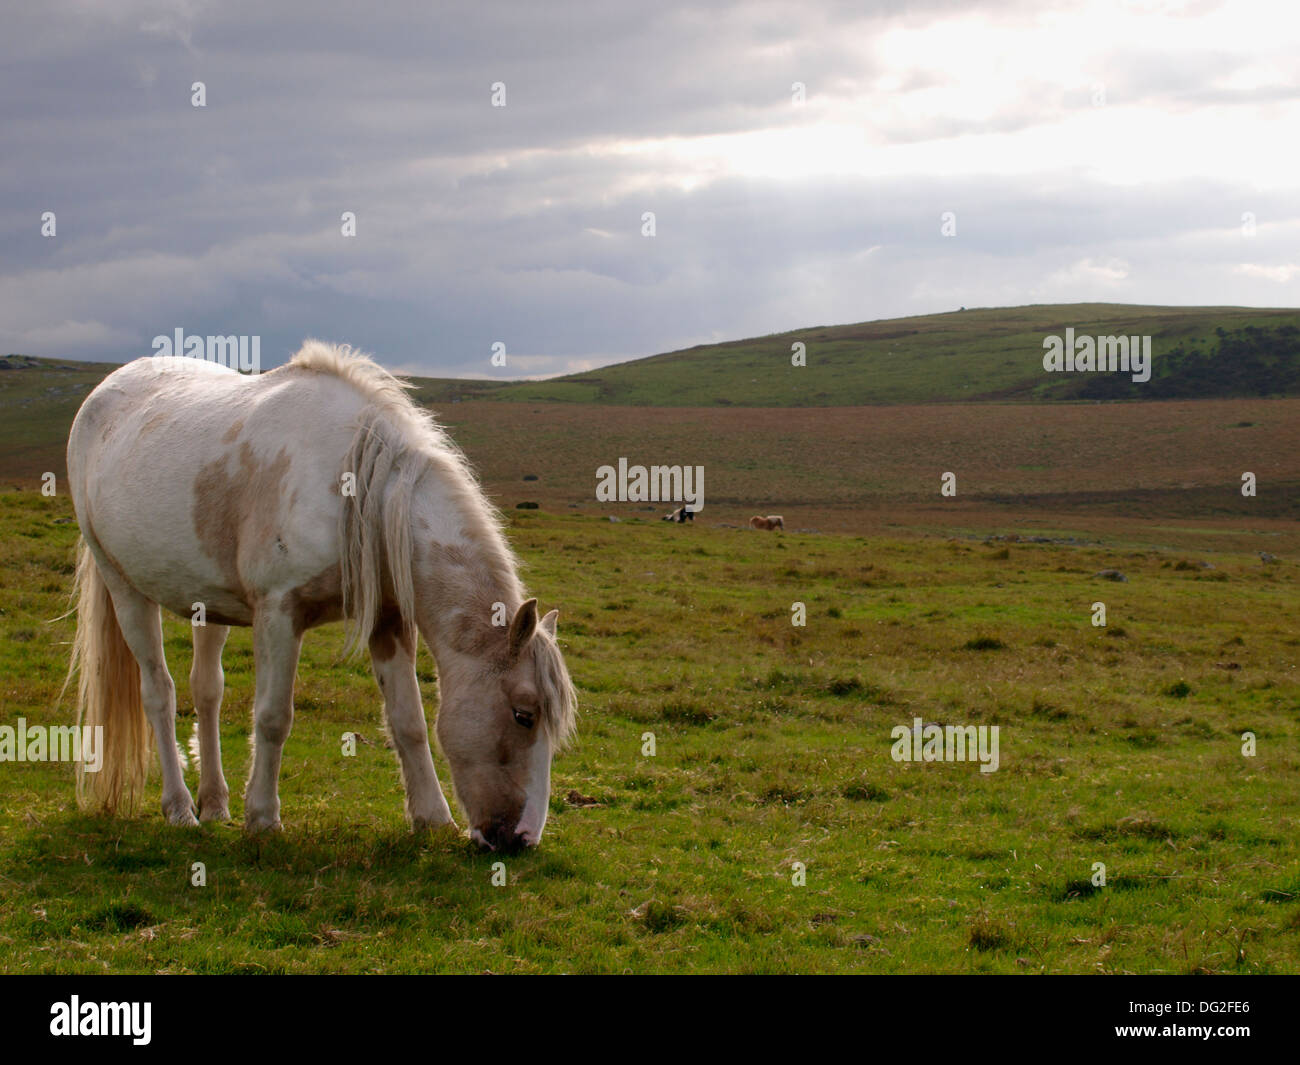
(64, 539, 150, 814)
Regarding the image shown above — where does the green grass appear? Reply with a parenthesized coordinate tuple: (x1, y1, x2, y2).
(2, 490, 1297, 973)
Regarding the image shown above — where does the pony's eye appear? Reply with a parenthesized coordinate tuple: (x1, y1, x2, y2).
(512, 708, 536, 729)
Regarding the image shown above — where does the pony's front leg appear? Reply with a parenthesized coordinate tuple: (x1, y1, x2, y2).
(244, 605, 302, 832)
(369, 618, 455, 830)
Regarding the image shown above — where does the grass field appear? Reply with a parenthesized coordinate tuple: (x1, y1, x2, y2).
(1, 488, 1297, 973)
(441, 396, 1300, 530)
(2, 305, 1298, 973)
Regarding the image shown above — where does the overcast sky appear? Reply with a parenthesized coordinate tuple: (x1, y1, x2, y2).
(2, 0, 1297, 378)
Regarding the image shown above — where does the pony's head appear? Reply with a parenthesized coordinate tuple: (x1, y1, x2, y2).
(435, 599, 576, 852)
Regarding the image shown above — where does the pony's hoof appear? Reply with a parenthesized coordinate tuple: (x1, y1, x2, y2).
(411, 814, 458, 834)
(166, 804, 200, 827)
(199, 800, 231, 823)
(244, 815, 283, 834)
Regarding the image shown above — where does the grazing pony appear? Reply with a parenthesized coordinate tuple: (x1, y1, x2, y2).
(661, 506, 694, 523)
(65, 342, 576, 851)
(749, 515, 784, 531)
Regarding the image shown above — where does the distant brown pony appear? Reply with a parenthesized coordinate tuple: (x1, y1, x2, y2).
(749, 515, 784, 531)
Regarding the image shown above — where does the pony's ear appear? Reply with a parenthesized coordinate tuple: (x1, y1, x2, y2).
(507, 598, 539, 659)
(539, 608, 558, 637)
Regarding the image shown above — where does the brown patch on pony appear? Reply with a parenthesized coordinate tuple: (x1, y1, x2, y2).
(282, 563, 345, 637)
(203, 609, 247, 627)
(192, 442, 292, 602)
(221, 418, 245, 444)
(368, 608, 415, 663)
(140, 409, 172, 436)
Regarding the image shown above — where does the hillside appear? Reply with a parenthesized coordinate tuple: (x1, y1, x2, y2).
(479, 303, 1300, 406)
(0, 355, 119, 482)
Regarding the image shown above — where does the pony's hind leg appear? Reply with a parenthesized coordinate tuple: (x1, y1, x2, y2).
(243, 604, 302, 832)
(190, 623, 231, 822)
(369, 616, 454, 830)
(104, 579, 198, 826)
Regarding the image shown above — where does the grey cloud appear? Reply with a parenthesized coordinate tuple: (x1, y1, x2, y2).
(1, 0, 1295, 373)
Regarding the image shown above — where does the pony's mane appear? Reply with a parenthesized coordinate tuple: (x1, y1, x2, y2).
(283, 341, 576, 747)
(286, 340, 513, 645)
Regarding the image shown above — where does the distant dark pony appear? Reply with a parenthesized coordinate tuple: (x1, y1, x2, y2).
(749, 515, 784, 531)
(662, 506, 694, 523)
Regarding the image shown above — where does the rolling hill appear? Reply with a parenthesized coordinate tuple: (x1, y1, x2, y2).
(470, 303, 1300, 407)
(4, 303, 1299, 487)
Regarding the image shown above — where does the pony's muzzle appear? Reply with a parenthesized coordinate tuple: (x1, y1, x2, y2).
(472, 818, 534, 853)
